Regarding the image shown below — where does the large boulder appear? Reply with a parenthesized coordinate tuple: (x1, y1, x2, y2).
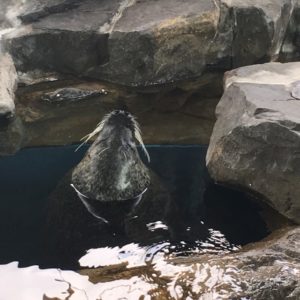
(0, 53, 17, 120)
(0, 53, 24, 155)
(0, 0, 297, 87)
(280, 0, 300, 62)
(0, 117, 24, 155)
(206, 62, 300, 224)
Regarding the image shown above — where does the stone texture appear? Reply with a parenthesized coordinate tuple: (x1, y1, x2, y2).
(0, 0, 20, 30)
(0, 117, 25, 156)
(0, 0, 299, 151)
(207, 62, 300, 224)
(280, 0, 300, 61)
(18, 0, 81, 24)
(0, 53, 24, 155)
(1, 0, 300, 151)
(0, 53, 17, 120)
(0, 0, 298, 87)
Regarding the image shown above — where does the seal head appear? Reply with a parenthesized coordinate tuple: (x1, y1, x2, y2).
(71, 110, 150, 207)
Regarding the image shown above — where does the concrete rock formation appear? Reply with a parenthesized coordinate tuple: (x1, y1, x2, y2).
(207, 62, 300, 224)
(0, 0, 300, 151)
(0, 53, 17, 120)
(0, 0, 299, 87)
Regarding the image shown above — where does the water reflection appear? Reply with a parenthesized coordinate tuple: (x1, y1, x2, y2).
(0, 145, 269, 269)
(78, 229, 239, 270)
(0, 238, 242, 300)
(0, 145, 271, 299)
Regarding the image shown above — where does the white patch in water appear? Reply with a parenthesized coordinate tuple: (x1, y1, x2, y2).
(147, 221, 169, 232)
(0, 262, 68, 300)
(79, 243, 147, 268)
(79, 243, 169, 269)
(0, 262, 156, 300)
(0, 223, 242, 299)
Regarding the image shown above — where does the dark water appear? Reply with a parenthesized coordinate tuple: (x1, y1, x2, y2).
(0, 145, 269, 269)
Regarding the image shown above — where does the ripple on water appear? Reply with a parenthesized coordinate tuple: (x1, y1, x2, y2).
(0, 145, 272, 298)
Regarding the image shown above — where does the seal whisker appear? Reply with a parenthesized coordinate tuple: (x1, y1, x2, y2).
(75, 110, 150, 163)
(99, 147, 109, 156)
(133, 122, 150, 163)
(74, 115, 110, 152)
(122, 150, 127, 160)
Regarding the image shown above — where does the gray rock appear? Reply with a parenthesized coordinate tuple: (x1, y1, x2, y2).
(1, 0, 298, 87)
(0, 117, 25, 155)
(280, 0, 300, 62)
(230, 0, 293, 65)
(206, 62, 300, 224)
(18, 0, 81, 24)
(236, 227, 300, 299)
(0, 0, 21, 30)
(0, 53, 17, 120)
(3, 0, 121, 75)
(4, 28, 108, 76)
(0, 0, 12, 29)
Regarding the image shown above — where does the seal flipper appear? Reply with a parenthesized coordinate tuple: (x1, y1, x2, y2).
(71, 184, 109, 224)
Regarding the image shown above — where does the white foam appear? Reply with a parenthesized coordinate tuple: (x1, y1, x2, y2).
(79, 242, 169, 268)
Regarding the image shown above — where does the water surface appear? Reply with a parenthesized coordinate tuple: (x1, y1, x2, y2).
(0, 145, 269, 269)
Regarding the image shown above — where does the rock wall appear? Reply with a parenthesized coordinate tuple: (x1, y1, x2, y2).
(206, 62, 300, 223)
(1, 0, 299, 86)
(0, 0, 299, 152)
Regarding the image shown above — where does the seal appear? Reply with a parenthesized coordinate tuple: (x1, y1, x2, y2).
(71, 110, 151, 222)
(44, 111, 238, 268)
(44, 110, 185, 267)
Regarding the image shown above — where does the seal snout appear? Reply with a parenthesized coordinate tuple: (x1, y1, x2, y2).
(107, 110, 137, 131)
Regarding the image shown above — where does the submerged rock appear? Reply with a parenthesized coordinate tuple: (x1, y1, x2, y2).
(280, 0, 300, 62)
(15, 79, 218, 147)
(41, 87, 107, 103)
(0, 117, 25, 155)
(18, 0, 81, 24)
(207, 62, 300, 224)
